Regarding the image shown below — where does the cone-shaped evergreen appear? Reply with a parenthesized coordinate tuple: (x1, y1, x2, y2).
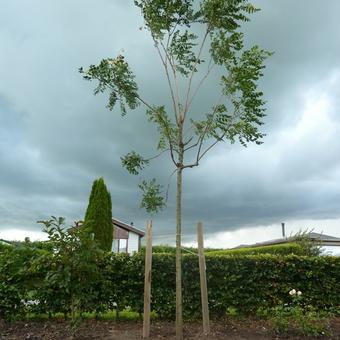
(84, 177, 113, 251)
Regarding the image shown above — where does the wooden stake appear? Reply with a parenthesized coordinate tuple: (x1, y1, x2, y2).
(143, 221, 152, 338)
(197, 222, 210, 335)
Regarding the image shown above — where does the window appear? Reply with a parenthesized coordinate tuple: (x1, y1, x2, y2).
(111, 239, 118, 252)
(118, 239, 128, 253)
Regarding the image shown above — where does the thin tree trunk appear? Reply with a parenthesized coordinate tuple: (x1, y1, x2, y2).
(143, 221, 153, 338)
(197, 222, 210, 334)
(176, 123, 184, 340)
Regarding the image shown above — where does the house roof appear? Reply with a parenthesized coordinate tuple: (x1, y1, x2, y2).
(308, 232, 340, 242)
(69, 219, 145, 237)
(234, 232, 340, 249)
(0, 239, 12, 245)
(112, 219, 145, 237)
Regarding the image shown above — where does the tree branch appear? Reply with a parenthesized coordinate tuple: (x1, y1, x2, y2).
(187, 59, 215, 112)
(191, 97, 244, 166)
(197, 132, 226, 162)
(183, 137, 200, 152)
(194, 93, 223, 159)
(152, 35, 179, 122)
(136, 95, 178, 167)
(145, 148, 170, 162)
(135, 94, 155, 112)
(183, 29, 209, 119)
(181, 131, 226, 170)
(160, 40, 181, 122)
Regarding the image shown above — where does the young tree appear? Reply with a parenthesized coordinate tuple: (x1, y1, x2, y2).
(36, 217, 105, 324)
(80, 1, 271, 337)
(84, 177, 113, 252)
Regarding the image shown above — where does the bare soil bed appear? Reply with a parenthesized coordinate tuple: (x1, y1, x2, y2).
(1, 318, 339, 339)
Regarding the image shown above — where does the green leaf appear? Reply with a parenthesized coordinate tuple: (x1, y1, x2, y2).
(80, 56, 139, 115)
(138, 178, 166, 214)
(121, 151, 149, 175)
(146, 106, 178, 151)
(169, 30, 200, 76)
(134, 0, 196, 39)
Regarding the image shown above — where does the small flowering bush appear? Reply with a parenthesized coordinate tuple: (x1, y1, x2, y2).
(271, 289, 332, 336)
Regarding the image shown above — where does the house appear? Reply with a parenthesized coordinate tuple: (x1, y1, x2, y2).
(0, 239, 12, 246)
(111, 219, 144, 254)
(70, 219, 145, 254)
(233, 231, 340, 250)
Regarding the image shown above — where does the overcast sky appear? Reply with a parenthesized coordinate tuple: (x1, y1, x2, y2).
(1, 0, 340, 248)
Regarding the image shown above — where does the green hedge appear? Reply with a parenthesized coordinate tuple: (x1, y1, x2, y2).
(208, 242, 310, 256)
(143, 240, 320, 257)
(1, 246, 339, 320)
(141, 244, 221, 254)
(93, 253, 340, 319)
(204, 254, 339, 315)
(150, 254, 340, 318)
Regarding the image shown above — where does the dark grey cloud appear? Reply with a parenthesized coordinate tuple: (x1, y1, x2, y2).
(1, 0, 340, 242)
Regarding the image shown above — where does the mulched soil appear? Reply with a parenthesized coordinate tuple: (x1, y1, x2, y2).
(1, 318, 339, 339)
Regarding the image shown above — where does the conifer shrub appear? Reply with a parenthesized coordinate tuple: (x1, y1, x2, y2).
(84, 177, 113, 251)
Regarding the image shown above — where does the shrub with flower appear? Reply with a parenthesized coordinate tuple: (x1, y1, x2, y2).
(289, 289, 302, 297)
(271, 288, 331, 337)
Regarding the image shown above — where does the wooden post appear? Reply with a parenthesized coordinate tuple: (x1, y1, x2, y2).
(143, 221, 152, 338)
(197, 222, 210, 335)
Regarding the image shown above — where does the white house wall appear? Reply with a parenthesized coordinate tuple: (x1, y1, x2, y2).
(128, 232, 139, 254)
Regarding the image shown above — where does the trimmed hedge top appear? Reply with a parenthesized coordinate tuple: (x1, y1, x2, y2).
(207, 242, 311, 256)
(143, 241, 320, 257)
